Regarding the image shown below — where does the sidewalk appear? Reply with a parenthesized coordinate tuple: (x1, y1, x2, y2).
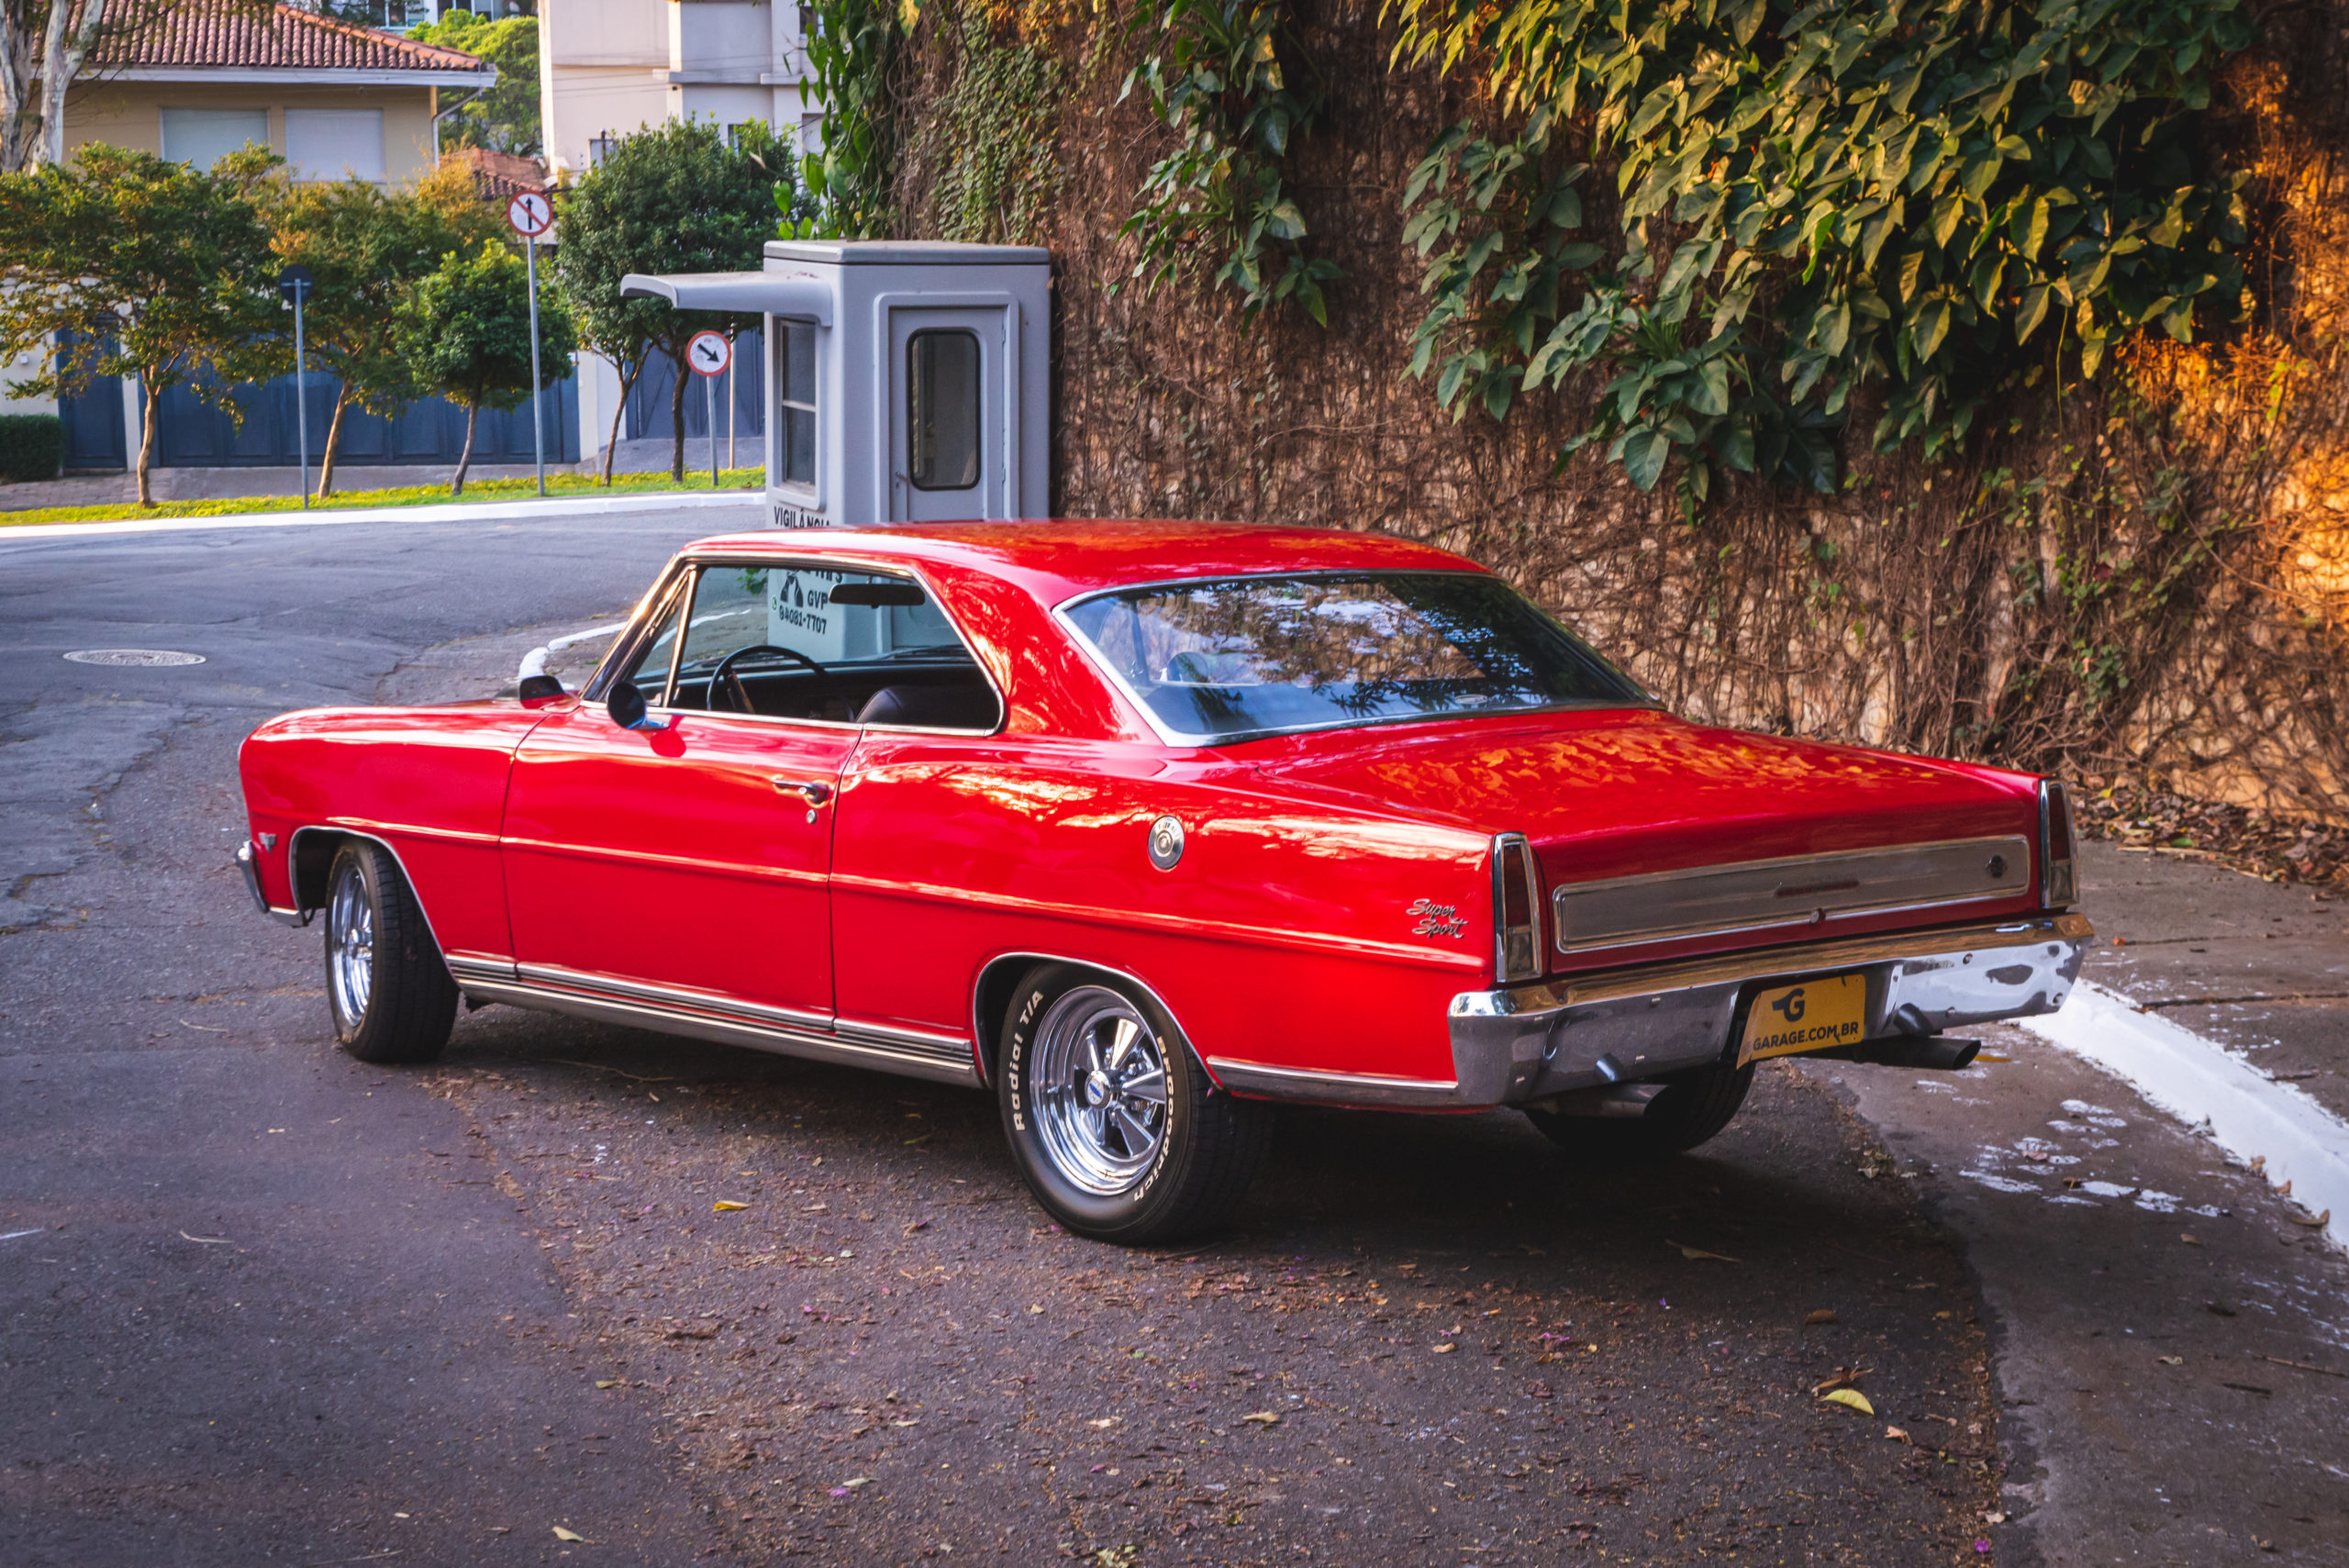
(0, 435, 749, 513)
(0, 487, 765, 543)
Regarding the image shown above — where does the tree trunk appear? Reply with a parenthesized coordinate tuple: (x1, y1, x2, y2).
(601, 356, 642, 487)
(37, 0, 106, 167)
(0, 20, 37, 173)
(135, 377, 159, 507)
(317, 385, 351, 498)
(668, 348, 687, 482)
(451, 403, 477, 496)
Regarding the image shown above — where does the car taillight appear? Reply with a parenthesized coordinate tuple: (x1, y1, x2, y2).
(1493, 833, 1542, 984)
(2039, 779, 2079, 908)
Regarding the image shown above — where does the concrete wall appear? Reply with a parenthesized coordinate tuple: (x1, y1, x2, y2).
(62, 79, 440, 183)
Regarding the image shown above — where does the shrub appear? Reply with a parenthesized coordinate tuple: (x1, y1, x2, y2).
(0, 412, 63, 483)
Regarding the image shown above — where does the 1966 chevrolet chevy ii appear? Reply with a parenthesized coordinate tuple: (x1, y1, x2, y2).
(237, 522, 2092, 1241)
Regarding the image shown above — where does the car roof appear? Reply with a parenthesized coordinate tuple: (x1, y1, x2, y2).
(675, 518, 1486, 606)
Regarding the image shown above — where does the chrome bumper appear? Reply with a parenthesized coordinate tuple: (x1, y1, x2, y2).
(237, 841, 309, 927)
(1208, 913, 2091, 1110)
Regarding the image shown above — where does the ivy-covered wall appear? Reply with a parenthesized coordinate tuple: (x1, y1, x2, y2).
(853, 0, 2347, 823)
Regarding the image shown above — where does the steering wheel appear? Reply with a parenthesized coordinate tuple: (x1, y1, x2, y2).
(707, 644, 829, 715)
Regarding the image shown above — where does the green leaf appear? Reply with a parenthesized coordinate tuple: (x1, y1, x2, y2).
(1623, 428, 1672, 492)
(1913, 297, 1953, 361)
(2016, 282, 2051, 343)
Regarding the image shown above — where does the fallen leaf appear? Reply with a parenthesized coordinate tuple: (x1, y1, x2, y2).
(1885, 1426, 1911, 1443)
(1804, 1309, 1840, 1326)
(712, 1200, 749, 1212)
(2287, 1209, 2331, 1228)
(1086, 1418, 1119, 1429)
(595, 1379, 622, 1389)
(178, 1231, 231, 1245)
(843, 1476, 873, 1489)
(1820, 1388, 1875, 1416)
(552, 1525, 588, 1542)
(1667, 1240, 1741, 1262)
(2179, 1232, 2200, 1245)
(1241, 1411, 1280, 1426)
(1983, 1511, 2007, 1526)
(1431, 1342, 1457, 1354)
(2156, 1356, 2183, 1367)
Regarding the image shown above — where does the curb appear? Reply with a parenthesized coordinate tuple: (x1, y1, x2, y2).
(0, 489, 763, 543)
(2022, 980, 2347, 1251)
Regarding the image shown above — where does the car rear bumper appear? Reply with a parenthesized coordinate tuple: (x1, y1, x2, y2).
(1206, 913, 2092, 1110)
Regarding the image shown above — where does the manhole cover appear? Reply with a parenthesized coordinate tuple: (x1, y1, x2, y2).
(63, 649, 206, 667)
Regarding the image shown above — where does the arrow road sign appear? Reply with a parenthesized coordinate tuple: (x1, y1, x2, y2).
(506, 191, 552, 239)
(686, 330, 732, 378)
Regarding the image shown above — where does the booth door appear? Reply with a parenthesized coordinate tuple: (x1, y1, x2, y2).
(888, 306, 1008, 521)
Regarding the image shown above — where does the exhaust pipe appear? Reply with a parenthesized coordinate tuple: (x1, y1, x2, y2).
(1832, 1035, 1983, 1071)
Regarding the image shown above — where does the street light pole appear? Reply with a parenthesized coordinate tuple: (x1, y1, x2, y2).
(278, 265, 315, 510)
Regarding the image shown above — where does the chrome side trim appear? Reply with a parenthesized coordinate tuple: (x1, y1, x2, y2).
(1550, 835, 2034, 955)
(1439, 912, 2094, 1108)
(1204, 1058, 1461, 1110)
(447, 954, 517, 985)
(515, 962, 836, 1033)
(459, 977, 982, 1087)
(237, 839, 313, 926)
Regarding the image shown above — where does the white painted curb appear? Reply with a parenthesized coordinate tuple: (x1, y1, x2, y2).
(2023, 980, 2348, 1250)
(0, 489, 761, 543)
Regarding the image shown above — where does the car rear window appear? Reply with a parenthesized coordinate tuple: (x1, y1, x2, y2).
(1060, 571, 1649, 743)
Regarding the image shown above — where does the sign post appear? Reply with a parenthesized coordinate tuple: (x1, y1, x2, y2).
(686, 328, 731, 489)
(506, 191, 555, 497)
(276, 265, 314, 509)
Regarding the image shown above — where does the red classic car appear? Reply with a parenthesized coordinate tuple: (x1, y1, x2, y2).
(237, 522, 2091, 1241)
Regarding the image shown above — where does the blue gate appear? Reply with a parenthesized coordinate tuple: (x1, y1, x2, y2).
(627, 327, 765, 443)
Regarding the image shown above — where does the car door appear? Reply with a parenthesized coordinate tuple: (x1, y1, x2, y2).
(499, 562, 855, 1027)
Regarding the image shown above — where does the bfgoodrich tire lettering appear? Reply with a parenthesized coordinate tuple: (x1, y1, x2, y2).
(997, 963, 1270, 1244)
(323, 840, 458, 1065)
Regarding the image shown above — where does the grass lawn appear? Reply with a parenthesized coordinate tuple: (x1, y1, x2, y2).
(0, 468, 763, 527)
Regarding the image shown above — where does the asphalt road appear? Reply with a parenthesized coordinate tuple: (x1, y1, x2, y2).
(2, 509, 2343, 1567)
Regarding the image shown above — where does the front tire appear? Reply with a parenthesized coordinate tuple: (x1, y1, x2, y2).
(997, 964, 1270, 1244)
(324, 840, 457, 1065)
(1524, 1061, 1754, 1168)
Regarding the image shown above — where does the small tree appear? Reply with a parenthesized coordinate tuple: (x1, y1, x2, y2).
(267, 159, 505, 495)
(396, 239, 574, 495)
(551, 117, 806, 483)
(0, 142, 279, 504)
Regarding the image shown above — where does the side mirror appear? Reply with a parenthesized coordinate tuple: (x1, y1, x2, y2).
(606, 679, 667, 731)
(518, 673, 565, 706)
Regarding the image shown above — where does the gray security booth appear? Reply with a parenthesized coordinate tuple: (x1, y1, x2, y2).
(623, 240, 1051, 528)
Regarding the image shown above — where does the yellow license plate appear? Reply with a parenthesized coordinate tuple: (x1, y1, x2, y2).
(1739, 973, 1867, 1064)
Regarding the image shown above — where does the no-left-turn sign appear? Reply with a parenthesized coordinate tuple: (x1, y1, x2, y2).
(686, 330, 732, 378)
(506, 191, 553, 238)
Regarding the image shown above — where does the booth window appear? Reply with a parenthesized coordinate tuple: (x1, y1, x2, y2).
(776, 321, 816, 487)
(907, 329, 980, 490)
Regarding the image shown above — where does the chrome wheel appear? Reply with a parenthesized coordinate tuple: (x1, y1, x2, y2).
(327, 858, 374, 1028)
(1029, 984, 1170, 1196)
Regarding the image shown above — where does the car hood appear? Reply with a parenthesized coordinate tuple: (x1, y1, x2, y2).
(1240, 708, 2039, 884)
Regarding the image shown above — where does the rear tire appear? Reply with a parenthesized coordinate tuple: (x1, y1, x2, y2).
(997, 964, 1271, 1244)
(1524, 1062, 1754, 1168)
(324, 840, 457, 1065)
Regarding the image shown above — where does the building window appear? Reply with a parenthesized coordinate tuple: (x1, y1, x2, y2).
(285, 109, 385, 183)
(907, 328, 980, 491)
(160, 107, 268, 170)
(776, 320, 816, 488)
(588, 131, 617, 167)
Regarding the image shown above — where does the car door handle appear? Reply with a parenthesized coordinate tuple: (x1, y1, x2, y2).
(770, 776, 832, 806)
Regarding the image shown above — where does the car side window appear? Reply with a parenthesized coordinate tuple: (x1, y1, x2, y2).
(656, 562, 1002, 731)
(608, 573, 689, 708)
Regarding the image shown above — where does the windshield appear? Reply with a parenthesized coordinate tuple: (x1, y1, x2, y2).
(1060, 571, 1649, 742)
